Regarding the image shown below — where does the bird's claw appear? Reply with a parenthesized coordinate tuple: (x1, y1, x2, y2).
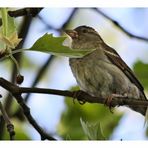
(104, 93, 126, 113)
(104, 95, 114, 113)
(72, 90, 86, 105)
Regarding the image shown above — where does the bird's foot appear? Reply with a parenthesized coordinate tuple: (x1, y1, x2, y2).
(72, 90, 86, 105)
(104, 94, 124, 113)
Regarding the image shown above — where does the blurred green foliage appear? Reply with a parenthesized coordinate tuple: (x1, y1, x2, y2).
(57, 87, 123, 140)
(133, 60, 148, 138)
(133, 60, 148, 90)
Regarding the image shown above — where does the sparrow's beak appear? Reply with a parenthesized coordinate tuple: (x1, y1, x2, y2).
(65, 29, 78, 39)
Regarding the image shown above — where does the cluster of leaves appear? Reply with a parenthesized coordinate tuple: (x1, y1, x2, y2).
(0, 9, 95, 62)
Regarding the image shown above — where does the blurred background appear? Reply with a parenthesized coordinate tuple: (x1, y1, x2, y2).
(0, 8, 148, 140)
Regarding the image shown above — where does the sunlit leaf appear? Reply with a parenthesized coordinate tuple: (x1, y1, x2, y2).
(27, 33, 96, 58)
(0, 8, 21, 55)
(80, 118, 106, 140)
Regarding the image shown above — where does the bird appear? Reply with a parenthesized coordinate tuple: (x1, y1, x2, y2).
(65, 25, 147, 116)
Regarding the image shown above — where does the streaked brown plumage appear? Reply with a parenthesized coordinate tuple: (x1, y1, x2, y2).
(66, 25, 147, 116)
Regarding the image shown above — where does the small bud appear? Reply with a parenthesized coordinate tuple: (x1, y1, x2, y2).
(16, 74, 24, 84)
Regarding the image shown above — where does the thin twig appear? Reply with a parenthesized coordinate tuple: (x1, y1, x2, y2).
(37, 8, 78, 32)
(37, 15, 59, 31)
(8, 8, 43, 17)
(62, 8, 78, 29)
(24, 55, 55, 102)
(13, 94, 56, 140)
(12, 56, 55, 121)
(0, 101, 15, 140)
(93, 8, 148, 42)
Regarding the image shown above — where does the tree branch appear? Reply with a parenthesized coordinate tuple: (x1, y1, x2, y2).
(37, 8, 78, 31)
(24, 8, 78, 102)
(1, 8, 148, 140)
(0, 15, 35, 138)
(62, 8, 78, 29)
(12, 8, 78, 123)
(4, 15, 33, 113)
(1, 77, 148, 139)
(8, 8, 43, 17)
(24, 55, 55, 102)
(93, 8, 148, 42)
(0, 101, 15, 140)
(0, 77, 148, 109)
(13, 94, 56, 140)
(0, 78, 56, 140)
(19, 87, 148, 107)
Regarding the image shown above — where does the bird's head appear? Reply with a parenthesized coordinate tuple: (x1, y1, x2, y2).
(65, 26, 103, 49)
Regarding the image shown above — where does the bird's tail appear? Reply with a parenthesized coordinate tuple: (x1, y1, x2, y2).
(129, 92, 147, 116)
(129, 92, 148, 126)
(130, 106, 147, 116)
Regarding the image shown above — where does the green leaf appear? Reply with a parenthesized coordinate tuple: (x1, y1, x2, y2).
(80, 118, 106, 140)
(27, 33, 96, 58)
(133, 60, 148, 90)
(0, 8, 21, 53)
(1, 8, 16, 37)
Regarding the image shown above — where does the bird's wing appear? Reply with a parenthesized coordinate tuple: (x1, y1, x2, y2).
(104, 44, 145, 94)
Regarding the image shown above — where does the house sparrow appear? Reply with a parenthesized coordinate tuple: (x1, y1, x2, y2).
(65, 25, 147, 116)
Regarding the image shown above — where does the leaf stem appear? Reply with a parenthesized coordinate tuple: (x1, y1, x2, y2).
(10, 54, 20, 74)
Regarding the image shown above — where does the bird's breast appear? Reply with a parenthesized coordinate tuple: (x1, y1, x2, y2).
(69, 51, 140, 99)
